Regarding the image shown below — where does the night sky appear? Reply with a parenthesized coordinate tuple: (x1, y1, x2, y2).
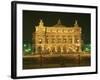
(23, 10, 91, 44)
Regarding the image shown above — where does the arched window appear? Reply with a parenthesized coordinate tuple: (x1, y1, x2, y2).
(74, 35, 80, 43)
(68, 36, 72, 43)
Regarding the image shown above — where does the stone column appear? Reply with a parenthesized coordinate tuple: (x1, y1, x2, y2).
(73, 36, 74, 44)
(61, 47, 63, 53)
(55, 46, 57, 52)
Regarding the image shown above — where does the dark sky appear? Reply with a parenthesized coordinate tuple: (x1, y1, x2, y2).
(23, 10, 91, 44)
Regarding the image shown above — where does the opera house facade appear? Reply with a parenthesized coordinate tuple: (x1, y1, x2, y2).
(33, 19, 82, 54)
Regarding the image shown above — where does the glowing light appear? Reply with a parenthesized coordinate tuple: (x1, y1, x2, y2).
(25, 48, 31, 52)
(28, 48, 31, 51)
(84, 44, 91, 52)
(85, 48, 89, 51)
(24, 44, 27, 47)
(25, 49, 29, 52)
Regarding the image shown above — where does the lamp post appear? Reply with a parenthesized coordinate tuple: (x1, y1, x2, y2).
(78, 52, 80, 66)
(40, 51, 42, 67)
(38, 39, 43, 67)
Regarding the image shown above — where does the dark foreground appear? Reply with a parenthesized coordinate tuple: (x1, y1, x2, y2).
(23, 53, 90, 69)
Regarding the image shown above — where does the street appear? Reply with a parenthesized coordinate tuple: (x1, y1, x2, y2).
(23, 53, 90, 69)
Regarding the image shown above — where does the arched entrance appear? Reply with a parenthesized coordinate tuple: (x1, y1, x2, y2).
(63, 46, 66, 54)
(51, 47, 55, 54)
(57, 46, 61, 54)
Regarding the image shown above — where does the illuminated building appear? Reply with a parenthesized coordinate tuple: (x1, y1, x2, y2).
(33, 19, 82, 54)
